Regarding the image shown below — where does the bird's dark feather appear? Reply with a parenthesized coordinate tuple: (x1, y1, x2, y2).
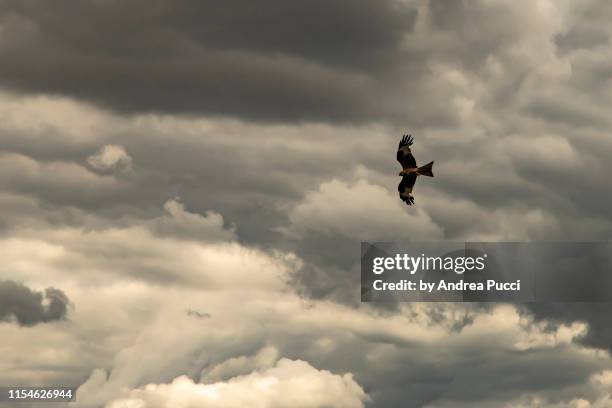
(397, 149, 416, 168)
(398, 134, 413, 148)
(398, 174, 417, 206)
(397, 134, 417, 169)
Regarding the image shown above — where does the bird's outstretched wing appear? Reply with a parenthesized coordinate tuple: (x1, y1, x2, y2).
(398, 134, 413, 148)
(398, 174, 417, 206)
(397, 134, 416, 169)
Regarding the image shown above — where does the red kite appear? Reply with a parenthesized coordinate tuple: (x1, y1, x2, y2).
(397, 134, 434, 206)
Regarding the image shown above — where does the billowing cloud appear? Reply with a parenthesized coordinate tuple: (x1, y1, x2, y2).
(68, 281, 606, 408)
(152, 198, 236, 241)
(1, 1, 612, 407)
(201, 346, 279, 383)
(103, 359, 367, 408)
(282, 178, 443, 241)
(426, 369, 612, 408)
(0, 280, 69, 325)
(0, 152, 123, 208)
(1, 197, 610, 407)
(1, 223, 291, 290)
(87, 145, 133, 173)
(521, 303, 612, 354)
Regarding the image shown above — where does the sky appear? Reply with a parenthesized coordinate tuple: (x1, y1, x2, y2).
(1, 0, 612, 407)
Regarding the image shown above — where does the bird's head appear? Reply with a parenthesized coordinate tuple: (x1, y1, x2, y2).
(398, 170, 406, 176)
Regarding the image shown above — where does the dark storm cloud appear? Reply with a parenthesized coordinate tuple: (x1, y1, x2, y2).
(554, 1, 612, 54)
(0, 0, 422, 123)
(288, 231, 361, 303)
(3, 1, 612, 405)
(497, 243, 612, 353)
(0, 280, 70, 325)
(522, 303, 612, 354)
(263, 305, 603, 408)
(555, 27, 610, 54)
(2, 0, 612, 292)
(0, 0, 416, 68)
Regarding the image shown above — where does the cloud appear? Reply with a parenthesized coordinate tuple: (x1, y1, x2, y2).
(1, 221, 291, 290)
(152, 198, 236, 242)
(282, 179, 443, 241)
(521, 303, 612, 354)
(0, 202, 609, 408)
(87, 145, 133, 173)
(201, 346, 279, 383)
(0, 152, 122, 199)
(0, 196, 290, 293)
(2, 191, 598, 408)
(0, 202, 301, 389)
(426, 368, 612, 408)
(0, 280, 69, 325)
(279, 177, 443, 301)
(0, 0, 424, 123)
(2, 2, 612, 407)
(103, 359, 368, 408)
(68, 283, 607, 408)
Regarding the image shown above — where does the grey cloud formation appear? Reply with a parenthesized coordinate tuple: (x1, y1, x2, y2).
(87, 145, 133, 174)
(0, 200, 610, 408)
(1, 1, 612, 407)
(522, 303, 612, 354)
(105, 359, 368, 408)
(0, 280, 70, 326)
(71, 287, 605, 408)
(0, 0, 416, 69)
(0, 0, 425, 124)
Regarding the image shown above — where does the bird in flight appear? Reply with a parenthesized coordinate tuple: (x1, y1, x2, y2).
(396, 134, 434, 206)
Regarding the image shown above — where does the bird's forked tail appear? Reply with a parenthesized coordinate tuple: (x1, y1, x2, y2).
(416, 161, 434, 177)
